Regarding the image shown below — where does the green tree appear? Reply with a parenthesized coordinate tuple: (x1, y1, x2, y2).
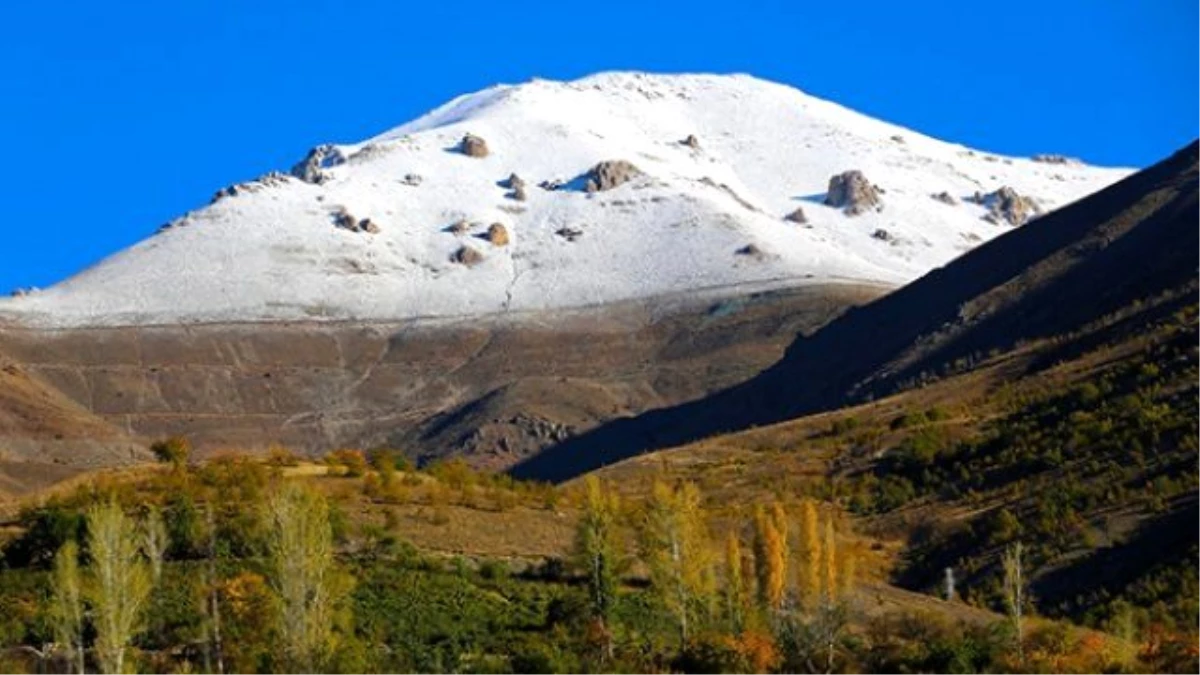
(263, 482, 343, 671)
(86, 499, 153, 675)
(49, 540, 86, 674)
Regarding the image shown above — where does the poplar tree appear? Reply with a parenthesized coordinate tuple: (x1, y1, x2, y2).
(573, 475, 623, 655)
(796, 498, 822, 610)
(722, 531, 747, 633)
(263, 482, 338, 672)
(640, 480, 712, 644)
(1002, 542, 1026, 664)
(50, 540, 86, 675)
(142, 506, 167, 586)
(821, 515, 838, 606)
(86, 499, 153, 675)
(752, 505, 786, 612)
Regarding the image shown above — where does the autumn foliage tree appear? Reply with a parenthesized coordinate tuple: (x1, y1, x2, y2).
(639, 480, 714, 644)
(573, 476, 624, 658)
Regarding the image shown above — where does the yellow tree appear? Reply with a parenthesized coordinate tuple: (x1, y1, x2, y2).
(753, 505, 786, 613)
(50, 540, 86, 675)
(795, 498, 822, 611)
(86, 499, 153, 675)
(821, 514, 838, 606)
(263, 482, 342, 672)
(639, 480, 713, 644)
(722, 531, 747, 633)
(573, 476, 624, 658)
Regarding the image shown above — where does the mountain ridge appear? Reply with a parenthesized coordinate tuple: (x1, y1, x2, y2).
(0, 72, 1129, 328)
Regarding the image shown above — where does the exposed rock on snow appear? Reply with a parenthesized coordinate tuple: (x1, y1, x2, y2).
(486, 222, 510, 246)
(291, 145, 346, 184)
(1032, 154, 1079, 165)
(931, 191, 958, 206)
(784, 207, 808, 224)
(452, 245, 484, 266)
(446, 219, 471, 236)
(872, 228, 892, 242)
(555, 226, 583, 242)
(401, 173, 423, 186)
(584, 160, 642, 192)
(460, 134, 490, 158)
(505, 174, 528, 201)
(974, 186, 1042, 226)
(333, 210, 379, 234)
(825, 170, 882, 215)
(681, 134, 700, 149)
(736, 244, 765, 257)
(211, 172, 291, 203)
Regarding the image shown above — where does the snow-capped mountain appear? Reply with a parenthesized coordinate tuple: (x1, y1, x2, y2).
(0, 72, 1132, 328)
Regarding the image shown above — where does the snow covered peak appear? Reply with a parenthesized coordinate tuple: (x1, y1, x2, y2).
(0, 72, 1133, 328)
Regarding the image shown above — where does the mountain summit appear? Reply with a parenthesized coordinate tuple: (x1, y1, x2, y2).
(0, 72, 1129, 328)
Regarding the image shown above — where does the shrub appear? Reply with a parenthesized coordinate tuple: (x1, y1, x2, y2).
(150, 436, 191, 468)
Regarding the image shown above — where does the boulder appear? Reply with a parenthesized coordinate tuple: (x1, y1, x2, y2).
(452, 246, 484, 266)
(824, 170, 882, 215)
(931, 191, 958, 205)
(783, 207, 808, 224)
(333, 210, 378, 234)
(978, 186, 1042, 226)
(486, 222, 510, 246)
(291, 144, 345, 184)
(446, 219, 471, 236)
(681, 134, 700, 149)
(460, 134, 489, 158)
(505, 174, 527, 201)
(555, 226, 583, 242)
(871, 228, 892, 242)
(735, 244, 764, 257)
(584, 160, 642, 193)
(401, 173, 423, 186)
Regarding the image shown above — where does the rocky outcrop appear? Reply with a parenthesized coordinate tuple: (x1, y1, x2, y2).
(505, 174, 527, 201)
(212, 172, 291, 203)
(459, 134, 489, 158)
(1032, 154, 1079, 165)
(973, 186, 1042, 226)
(584, 160, 642, 193)
(824, 170, 882, 215)
(291, 145, 346, 184)
(555, 226, 583, 242)
(452, 245, 484, 266)
(931, 191, 958, 206)
(334, 211, 379, 234)
(486, 223, 510, 246)
(784, 207, 808, 224)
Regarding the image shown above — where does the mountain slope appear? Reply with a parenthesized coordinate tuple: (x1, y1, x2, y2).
(513, 140, 1198, 481)
(0, 72, 1127, 328)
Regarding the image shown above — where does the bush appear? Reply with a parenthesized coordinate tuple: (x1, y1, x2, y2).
(151, 436, 191, 467)
(325, 449, 368, 477)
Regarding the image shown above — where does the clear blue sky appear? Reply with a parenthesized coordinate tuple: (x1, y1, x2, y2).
(1, 0, 1195, 292)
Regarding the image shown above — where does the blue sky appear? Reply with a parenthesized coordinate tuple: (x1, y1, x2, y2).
(1, 0, 1195, 292)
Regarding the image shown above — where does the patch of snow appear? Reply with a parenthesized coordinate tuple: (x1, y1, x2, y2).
(0, 72, 1133, 328)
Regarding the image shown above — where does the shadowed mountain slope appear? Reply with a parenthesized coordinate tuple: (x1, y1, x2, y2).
(513, 141, 1199, 482)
